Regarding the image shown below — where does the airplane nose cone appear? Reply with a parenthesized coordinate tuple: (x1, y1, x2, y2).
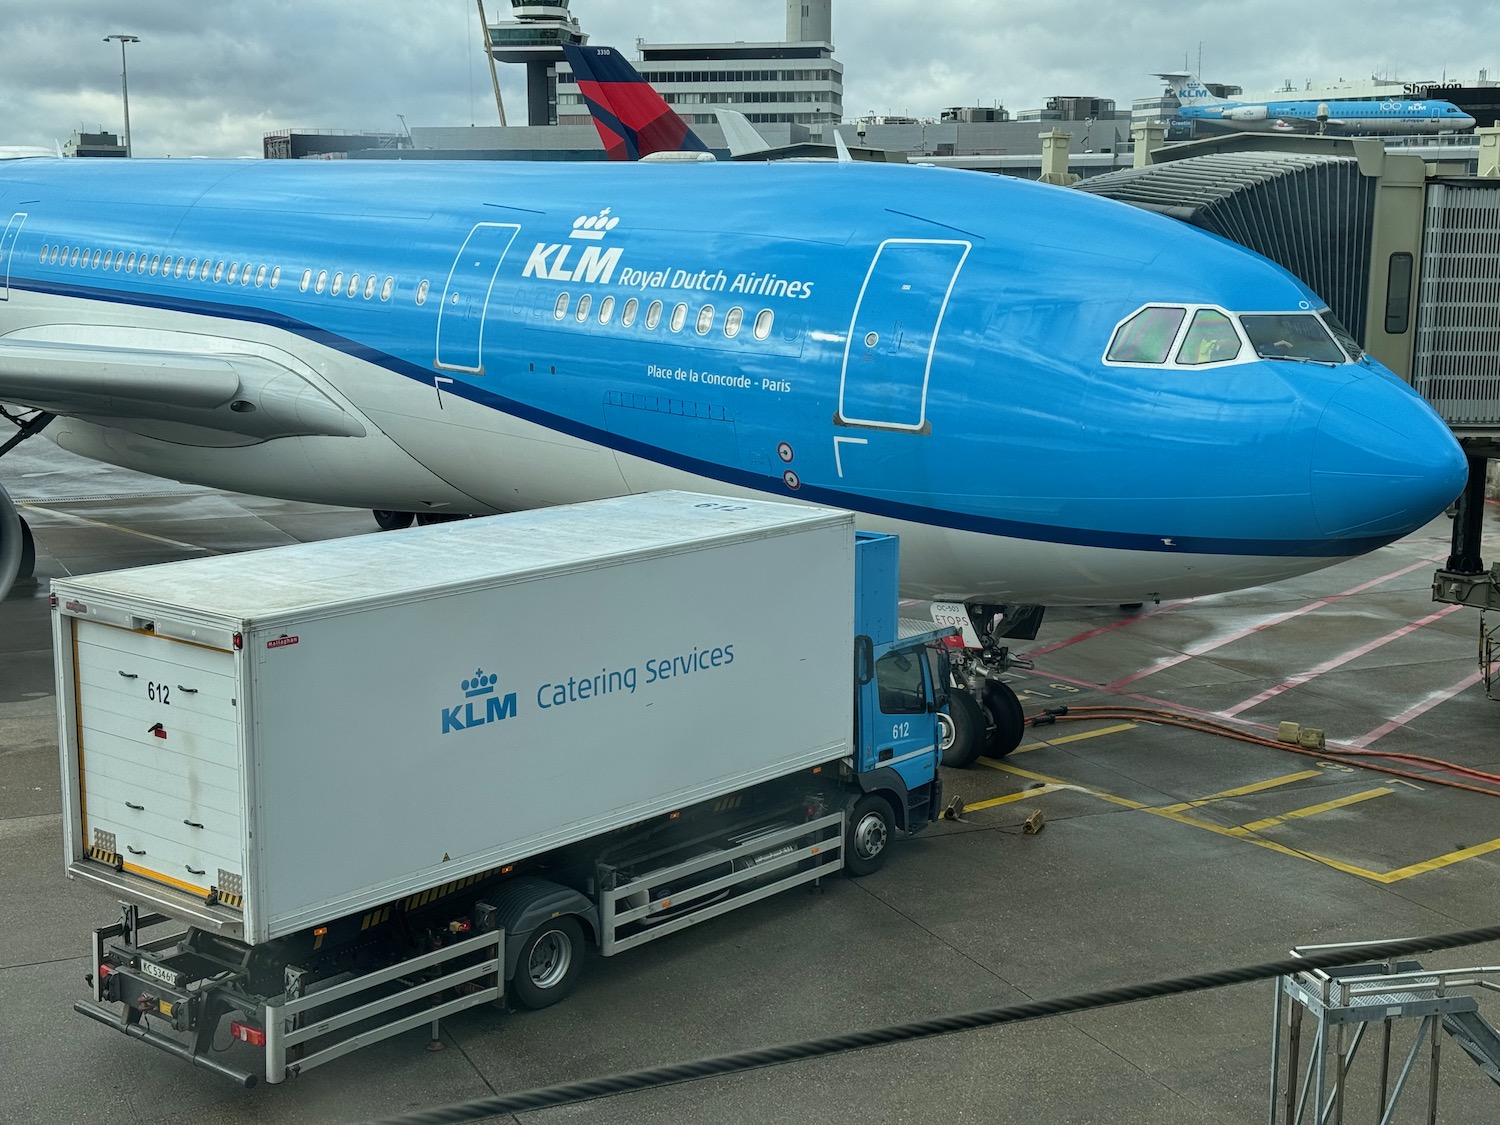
(1310, 378, 1468, 540)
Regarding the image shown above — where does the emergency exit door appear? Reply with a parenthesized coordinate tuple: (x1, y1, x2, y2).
(0, 212, 26, 301)
(434, 221, 521, 374)
(838, 239, 970, 431)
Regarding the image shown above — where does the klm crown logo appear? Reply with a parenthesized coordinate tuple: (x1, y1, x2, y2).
(442, 667, 517, 734)
(569, 208, 622, 241)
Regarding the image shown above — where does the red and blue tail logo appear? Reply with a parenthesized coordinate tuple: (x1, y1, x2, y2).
(562, 44, 710, 161)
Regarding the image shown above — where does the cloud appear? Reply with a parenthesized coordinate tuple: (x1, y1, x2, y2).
(1, 0, 1493, 156)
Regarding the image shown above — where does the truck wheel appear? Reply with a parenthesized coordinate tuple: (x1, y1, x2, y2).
(982, 680, 1026, 759)
(844, 794, 894, 877)
(372, 510, 413, 531)
(940, 689, 987, 768)
(511, 916, 585, 1010)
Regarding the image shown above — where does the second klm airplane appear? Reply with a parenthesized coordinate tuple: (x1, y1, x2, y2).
(0, 63, 1469, 755)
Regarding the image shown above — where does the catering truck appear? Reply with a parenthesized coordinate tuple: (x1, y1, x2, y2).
(53, 491, 954, 1086)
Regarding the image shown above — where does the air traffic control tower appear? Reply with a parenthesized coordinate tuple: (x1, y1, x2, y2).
(485, 1, 588, 127)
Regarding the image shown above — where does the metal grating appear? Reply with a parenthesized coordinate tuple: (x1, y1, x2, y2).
(1079, 153, 1376, 343)
(1413, 182, 1500, 427)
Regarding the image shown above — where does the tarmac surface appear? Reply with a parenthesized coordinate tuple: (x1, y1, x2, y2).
(3, 429, 1499, 1124)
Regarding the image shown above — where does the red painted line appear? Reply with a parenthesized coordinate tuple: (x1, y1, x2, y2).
(1025, 601, 1189, 659)
(1217, 604, 1466, 718)
(1347, 668, 1487, 748)
(1104, 554, 1445, 692)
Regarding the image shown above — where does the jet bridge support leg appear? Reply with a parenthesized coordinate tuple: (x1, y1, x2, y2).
(1446, 453, 1491, 576)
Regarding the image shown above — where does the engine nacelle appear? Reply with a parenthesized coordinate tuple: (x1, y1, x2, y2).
(1221, 105, 1269, 122)
(0, 480, 22, 601)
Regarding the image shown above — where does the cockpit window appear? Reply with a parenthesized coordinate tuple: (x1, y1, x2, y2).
(1175, 309, 1241, 365)
(1240, 313, 1347, 364)
(1320, 311, 1364, 362)
(1107, 306, 1186, 363)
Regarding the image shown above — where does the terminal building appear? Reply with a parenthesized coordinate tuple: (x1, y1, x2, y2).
(488, 0, 844, 141)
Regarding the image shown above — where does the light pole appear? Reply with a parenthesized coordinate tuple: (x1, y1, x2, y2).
(103, 34, 140, 156)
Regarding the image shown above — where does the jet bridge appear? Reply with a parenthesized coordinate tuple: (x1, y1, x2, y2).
(1082, 133, 1500, 680)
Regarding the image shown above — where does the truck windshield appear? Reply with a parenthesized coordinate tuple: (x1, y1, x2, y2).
(1239, 313, 1348, 364)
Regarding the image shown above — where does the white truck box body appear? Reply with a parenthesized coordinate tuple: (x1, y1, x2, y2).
(53, 493, 855, 944)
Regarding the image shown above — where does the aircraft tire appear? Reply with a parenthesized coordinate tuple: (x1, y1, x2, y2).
(372, 510, 414, 531)
(940, 688, 988, 768)
(981, 680, 1026, 759)
(19, 517, 35, 581)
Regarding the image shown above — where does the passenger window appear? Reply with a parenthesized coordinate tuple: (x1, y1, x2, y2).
(188, 259, 199, 279)
(103, 251, 113, 270)
(363, 274, 376, 299)
(1107, 306, 1186, 363)
(50, 246, 60, 265)
(125, 252, 136, 271)
(173, 258, 184, 278)
(314, 269, 326, 294)
(645, 300, 663, 329)
(622, 297, 639, 327)
(271, 266, 283, 290)
(670, 302, 688, 332)
(91, 250, 102, 269)
(347, 272, 360, 298)
(38, 245, 47, 263)
(256, 265, 267, 287)
(875, 650, 927, 715)
(696, 306, 714, 335)
(724, 307, 743, 338)
(415, 278, 429, 305)
(753, 309, 774, 340)
(330, 271, 343, 296)
(1175, 309, 1241, 365)
(300, 269, 312, 292)
(598, 295, 615, 324)
(137, 254, 148, 274)
(379, 276, 393, 301)
(554, 292, 570, 319)
(70, 248, 81, 267)
(576, 293, 592, 321)
(150, 255, 160, 275)
(214, 261, 226, 283)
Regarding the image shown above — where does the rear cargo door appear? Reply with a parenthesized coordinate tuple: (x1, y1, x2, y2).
(71, 621, 244, 902)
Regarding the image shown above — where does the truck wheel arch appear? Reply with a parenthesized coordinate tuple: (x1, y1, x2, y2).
(481, 877, 599, 982)
(853, 767, 910, 832)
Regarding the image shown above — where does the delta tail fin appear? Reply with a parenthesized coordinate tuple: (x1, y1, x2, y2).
(562, 44, 710, 161)
(1154, 72, 1226, 107)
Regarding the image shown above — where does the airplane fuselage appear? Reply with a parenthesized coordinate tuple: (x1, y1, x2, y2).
(0, 159, 1467, 604)
(1178, 97, 1475, 135)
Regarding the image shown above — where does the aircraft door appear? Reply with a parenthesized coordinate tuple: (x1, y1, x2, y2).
(0, 213, 26, 301)
(838, 239, 970, 431)
(434, 221, 521, 374)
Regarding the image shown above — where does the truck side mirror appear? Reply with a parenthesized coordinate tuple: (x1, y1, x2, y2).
(855, 635, 874, 686)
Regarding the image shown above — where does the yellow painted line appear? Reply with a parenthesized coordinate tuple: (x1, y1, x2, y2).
(981, 760, 1149, 810)
(974, 760, 1495, 885)
(1156, 770, 1325, 815)
(1013, 722, 1137, 754)
(964, 785, 1067, 812)
(1230, 788, 1394, 835)
(1377, 837, 1500, 882)
(21, 504, 216, 553)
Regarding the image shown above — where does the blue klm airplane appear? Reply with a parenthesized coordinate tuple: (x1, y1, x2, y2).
(0, 153, 1468, 755)
(1157, 72, 1477, 135)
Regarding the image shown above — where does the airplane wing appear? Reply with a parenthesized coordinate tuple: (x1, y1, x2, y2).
(0, 337, 365, 441)
(561, 43, 710, 160)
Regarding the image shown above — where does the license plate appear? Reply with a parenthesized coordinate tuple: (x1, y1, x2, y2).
(139, 959, 183, 988)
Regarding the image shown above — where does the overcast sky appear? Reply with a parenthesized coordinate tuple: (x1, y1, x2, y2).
(2, 1, 1494, 157)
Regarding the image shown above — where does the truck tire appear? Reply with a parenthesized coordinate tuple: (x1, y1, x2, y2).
(511, 916, 585, 1010)
(844, 794, 894, 877)
(940, 689, 987, 768)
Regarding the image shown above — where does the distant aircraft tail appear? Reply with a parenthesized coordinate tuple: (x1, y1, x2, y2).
(1154, 72, 1225, 107)
(562, 44, 710, 161)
